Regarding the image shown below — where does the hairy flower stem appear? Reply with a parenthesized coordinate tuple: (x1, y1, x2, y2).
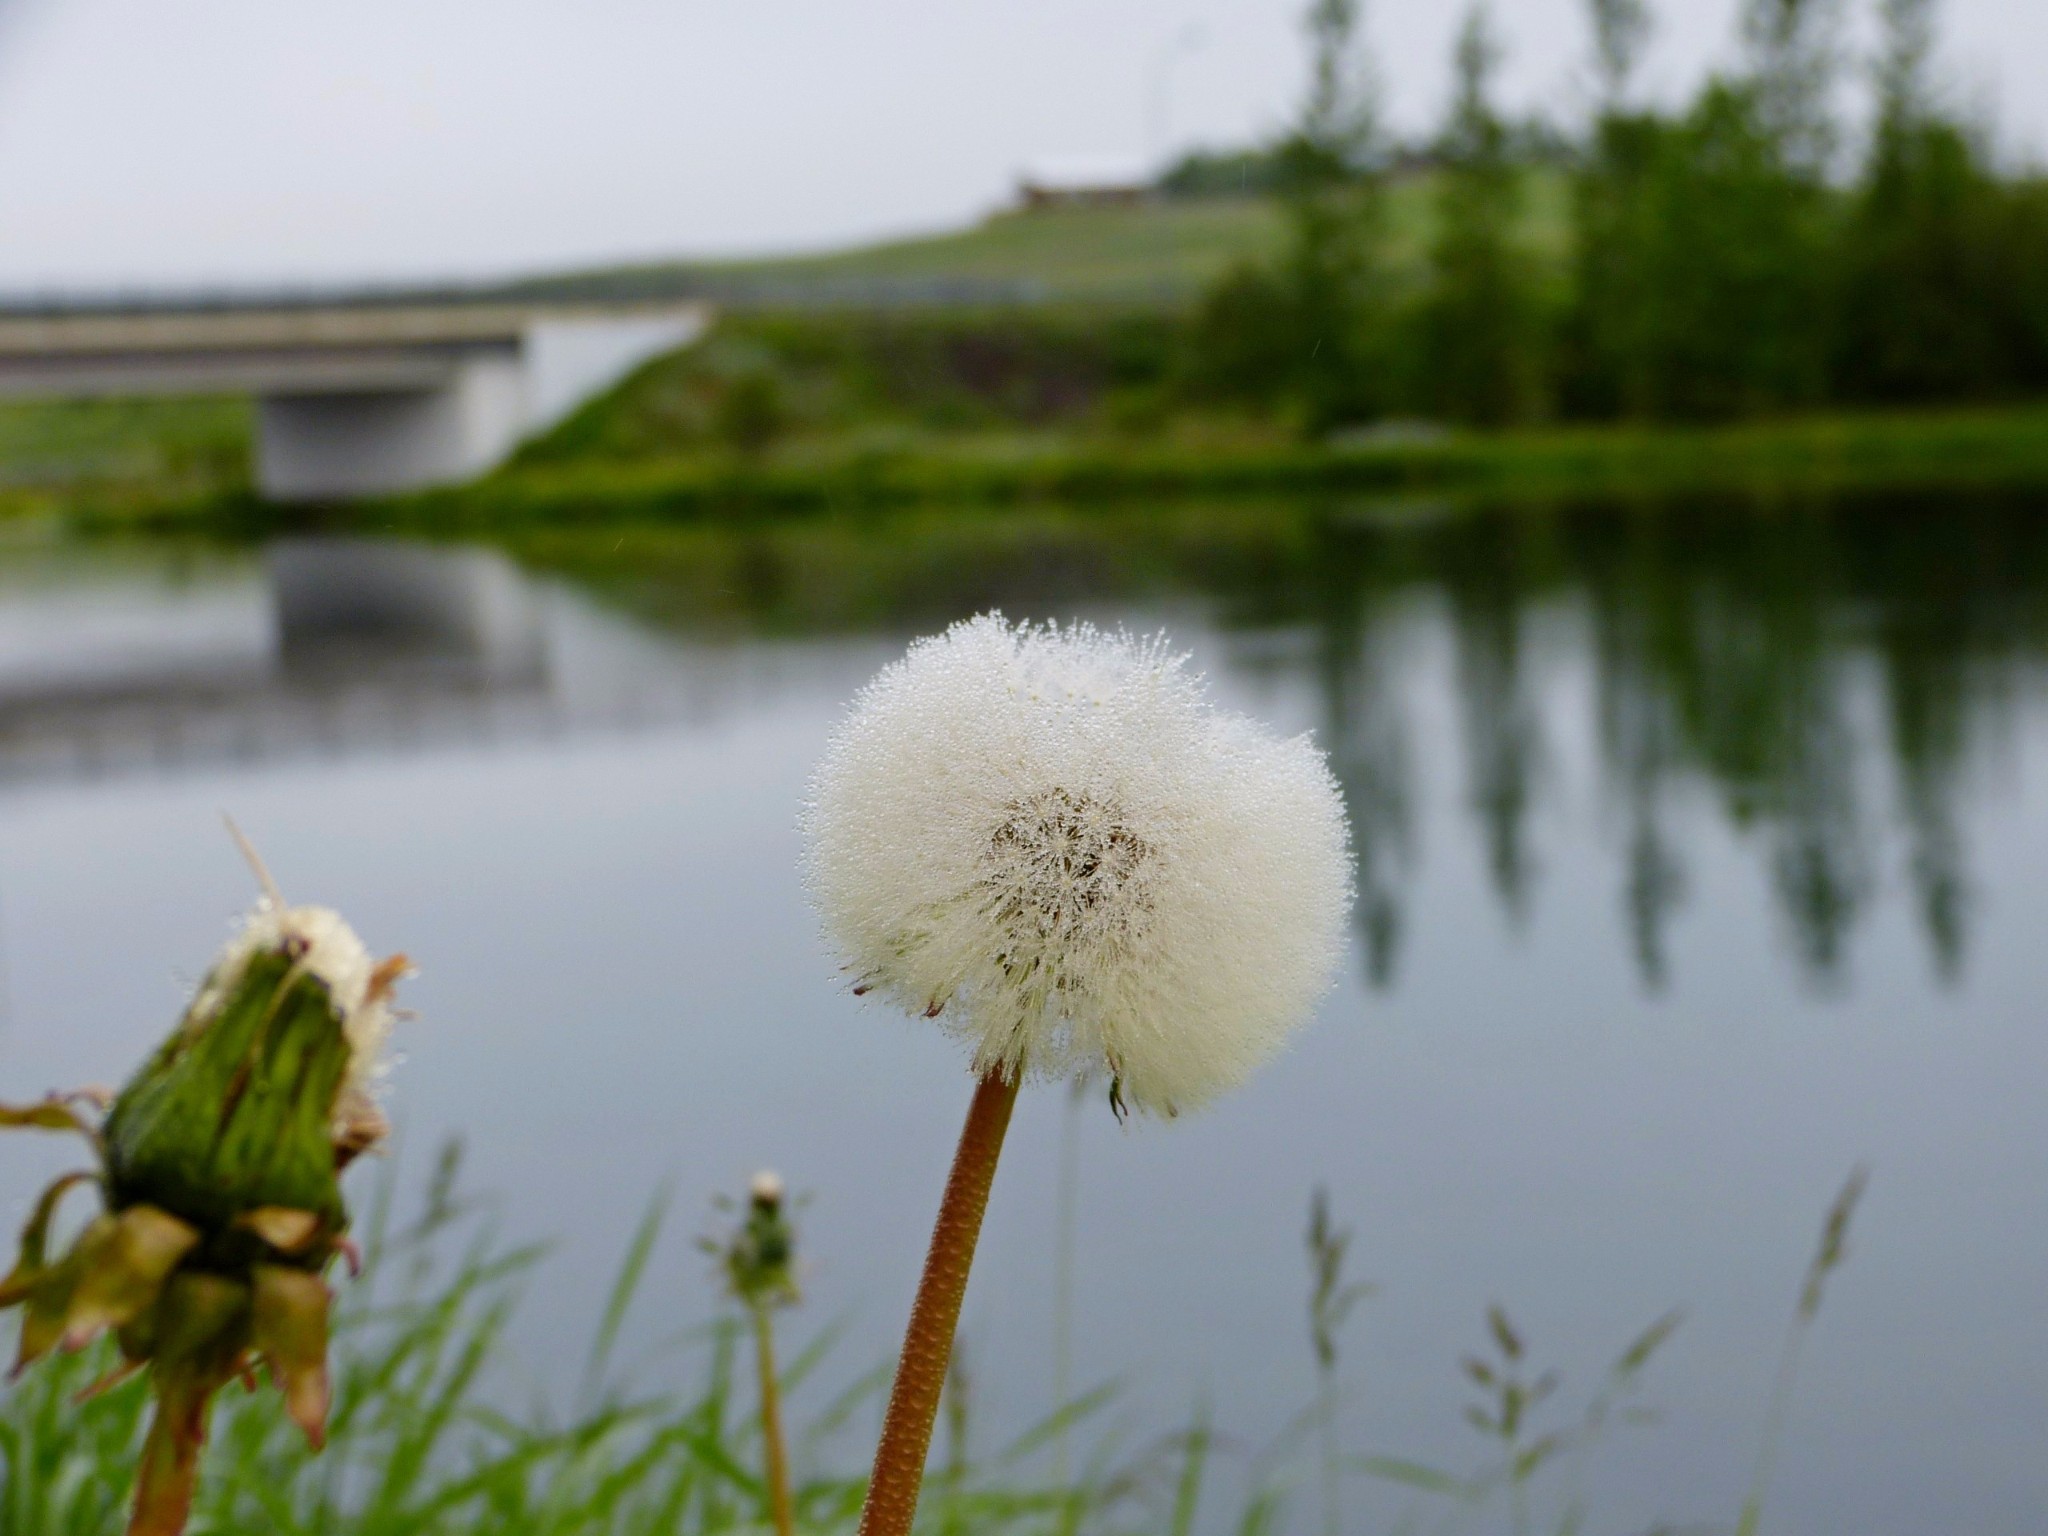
(130, 1359, 230, 1536)
(858, 1070, 1020, 1536)
(752, 1303, 796, 1536)
(132, 1411, 202, 1536)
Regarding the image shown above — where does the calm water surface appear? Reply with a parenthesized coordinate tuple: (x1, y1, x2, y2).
(0, 494, 2043, 1535)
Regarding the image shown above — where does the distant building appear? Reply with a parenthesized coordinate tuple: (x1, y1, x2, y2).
(1013, 156, 1154, 212)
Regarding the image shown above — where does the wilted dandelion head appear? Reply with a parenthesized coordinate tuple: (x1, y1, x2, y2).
(801, 613, 1352, 1117)
(196, 899, 398, 1096)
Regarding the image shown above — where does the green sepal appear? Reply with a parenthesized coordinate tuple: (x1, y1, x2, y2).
(0, 1095, 101, 1143)
(118, 1309, 159, 1364)
(251, 1264, 332, 1447)
(103, 949, 350, 1243)
(10, 1203, 199, 1372)
(0, 1171, 96, 1308)
(11, 1215, 106, 1374)
(152, 1270, 254, 1380)
(58, 1204, 199, 1352)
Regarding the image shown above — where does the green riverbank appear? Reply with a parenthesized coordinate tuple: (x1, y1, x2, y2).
(307, 403, 2048, 540)
(5, 397, 2046, 538)
(404, 402, 2048, 529)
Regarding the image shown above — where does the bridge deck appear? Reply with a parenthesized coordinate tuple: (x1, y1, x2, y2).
(0, 301, 702, 398)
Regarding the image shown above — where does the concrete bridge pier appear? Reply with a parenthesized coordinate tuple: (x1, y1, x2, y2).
(255, 351, 526, 501)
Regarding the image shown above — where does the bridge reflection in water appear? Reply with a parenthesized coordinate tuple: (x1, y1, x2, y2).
(0, 539, 794, 786)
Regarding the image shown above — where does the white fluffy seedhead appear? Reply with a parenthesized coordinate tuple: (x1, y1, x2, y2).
(802, 613, 1353, 1117)
(194, 900, 396, 1097)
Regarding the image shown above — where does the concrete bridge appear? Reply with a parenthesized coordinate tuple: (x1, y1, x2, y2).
(0, 297, 709, 500)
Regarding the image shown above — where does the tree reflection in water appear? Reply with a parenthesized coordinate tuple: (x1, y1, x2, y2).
(1309, 547, 1414, 991)
(1444, 512, 1548, 935)
(527, 484, 2048, 993)
(1310, 488, 2048, 991)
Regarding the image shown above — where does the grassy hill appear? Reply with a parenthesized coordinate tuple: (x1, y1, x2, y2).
(516, 174, 1570, 308)
(0, 179, 1570, 511)
(519, 198, 1285, 307)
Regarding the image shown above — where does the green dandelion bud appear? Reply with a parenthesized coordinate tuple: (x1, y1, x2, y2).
(711, 1169, 799, 1311)
(0, 837, 406, 1536)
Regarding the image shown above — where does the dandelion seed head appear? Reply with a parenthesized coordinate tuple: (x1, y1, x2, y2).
(802, 613, 1353, 1116)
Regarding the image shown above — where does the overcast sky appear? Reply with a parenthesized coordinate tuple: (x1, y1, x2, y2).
(0, 0, 2038, 292)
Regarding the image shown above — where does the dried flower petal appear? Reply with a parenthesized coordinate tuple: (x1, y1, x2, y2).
(59, 1205, 199, 1350)
(250, 1265, 332, 1447)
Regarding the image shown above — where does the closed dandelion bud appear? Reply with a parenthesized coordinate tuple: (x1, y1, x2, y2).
(104, 901, 398, 1258)
(715, 1169, 799, 1311)
(0, 868, 406, 1536)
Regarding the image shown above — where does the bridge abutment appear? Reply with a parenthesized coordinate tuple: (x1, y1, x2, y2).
(255, 350, 526, 500)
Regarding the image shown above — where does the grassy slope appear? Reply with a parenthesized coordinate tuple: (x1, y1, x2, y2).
(0, 395, 251, 528)
(449, 291, 2048, 525)
(0, 396, 248, 489)
(515, 173, 1570, 306)
(712, 199, 1287, 300)
(521, 198, 1286, 306)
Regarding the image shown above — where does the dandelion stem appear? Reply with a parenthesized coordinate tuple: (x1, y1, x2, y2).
(129, 1387, 210, 1536)
(752, 1301, 796, 1536)
(858, 1069, 1020, 1536)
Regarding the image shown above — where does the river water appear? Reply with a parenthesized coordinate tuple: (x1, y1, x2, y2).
(0, 491, 2042, 1534)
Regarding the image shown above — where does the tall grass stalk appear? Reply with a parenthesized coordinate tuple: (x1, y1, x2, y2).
(1305, 1187, 1372, 1536)
(1050, 1073, 1087, 1487)
(1736, 1166, 1870, 1536)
